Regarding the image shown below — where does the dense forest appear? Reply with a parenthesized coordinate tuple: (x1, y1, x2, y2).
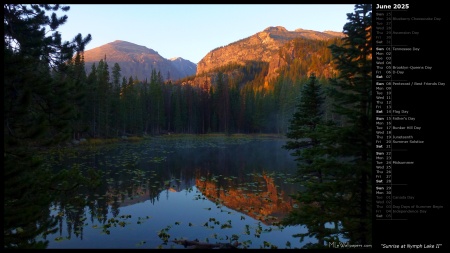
(50, 36, 342, 139)
(4, 4, 372, 249)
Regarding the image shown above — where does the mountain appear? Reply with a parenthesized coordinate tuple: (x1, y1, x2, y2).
(197, 26, 343, 75)
(169, 57, 197, 79)
(82, 40, 196, 82)
(192, 26, 344, 87)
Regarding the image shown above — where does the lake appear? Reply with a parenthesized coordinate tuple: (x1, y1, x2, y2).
(40, 134, 316, 249)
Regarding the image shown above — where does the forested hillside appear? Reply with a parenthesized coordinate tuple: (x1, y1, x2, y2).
(71, 36, 343, 138)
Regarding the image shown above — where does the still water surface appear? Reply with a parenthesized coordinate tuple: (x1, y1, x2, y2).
(42, 135, 316, 249)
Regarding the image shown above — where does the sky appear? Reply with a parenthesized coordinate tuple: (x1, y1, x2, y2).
(57, 4, 356, 64)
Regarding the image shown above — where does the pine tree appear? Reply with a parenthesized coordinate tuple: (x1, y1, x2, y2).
(326, 3, 372, 245)
(4, 4, 91, 248)
(65, 52, 89, 140)
(199, 77, 211, 133)
(96, 57, 112, 137)
(172, 85, 183, 132)
(215, 71, 230, 133)
(282, 4, 372, 247)
(86, 63, 99, 137)
(149, 70, 165, 134)
(284, 73, 326, 153)
(282, 73, 339, 248)
(110, 63, 122, 136)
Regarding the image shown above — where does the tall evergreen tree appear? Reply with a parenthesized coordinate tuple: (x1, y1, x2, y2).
(4, 4, 91, 248)
(141, 77, 151, 134)
(215, 71, 230, 133)
(110, 62, 122, 136)
(149, 69, 165, 134)
(172, 85, 183, 132)
(86, 63, 99, 137)
(199, 78, 211, 133)
(119, 76, 129, 134)
(282, 4, 372, 248)
(283, 73, 326, 154)
(326, 4, 372, 245)
(282, 73, 339, 248)
(96, 57, 112, 137)
(62, 51, 89, 141)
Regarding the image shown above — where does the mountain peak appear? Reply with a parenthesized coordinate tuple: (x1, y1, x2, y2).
(169, 57, 184, 61)
(263, 26, 288, 32)
(197, 27, 343, 75)
(82, 40, 196, 81)
(106, 40, 159, 55)
(111, 39, 127, 44)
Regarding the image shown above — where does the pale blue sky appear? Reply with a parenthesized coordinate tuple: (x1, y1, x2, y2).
(57, 4, 355, 64)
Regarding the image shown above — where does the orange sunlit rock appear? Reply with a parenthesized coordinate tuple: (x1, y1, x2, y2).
(195, 173, 294, 225)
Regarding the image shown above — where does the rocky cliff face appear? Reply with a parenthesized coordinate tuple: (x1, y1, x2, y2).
(82, 40, 196, 82)
(196, 26, 343, 77)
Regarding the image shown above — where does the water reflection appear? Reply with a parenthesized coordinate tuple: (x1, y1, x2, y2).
(196, 172, 293, 225)
(40, 136, 314, 249)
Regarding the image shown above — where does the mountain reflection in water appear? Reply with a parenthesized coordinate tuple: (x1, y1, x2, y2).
(196, 172, 293, 225)
(43, 136, 310, 249)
